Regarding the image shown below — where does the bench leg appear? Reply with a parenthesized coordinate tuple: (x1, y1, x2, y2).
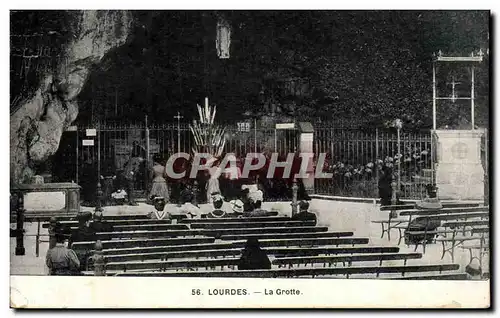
(380, 223, 386, 239)
(440, 241, 447, 260)
(387, 222, 391, 241)
(397, 228, 403, 245)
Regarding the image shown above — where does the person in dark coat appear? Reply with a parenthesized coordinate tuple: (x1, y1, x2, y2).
(45, 232, 80, 276)
(242, 200, 271, 217)
(238, 238, 271, 270)
(378, 165, 393, 206)
(291, 201, 317, 225)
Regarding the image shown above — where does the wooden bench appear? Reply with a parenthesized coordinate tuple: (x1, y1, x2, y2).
(43, 218, 175, 228)
(110, 264, 460, 278)
(380, 202, 480, 211)
(72, 237, 215, 250)
(104, 257, 242, 271)
(435, 231, 489, 262)
(101, 242, 235, 256)
(230, 237, 369, 248)
(373, 206, 488, 242)
(387, 273, 468, 280)
(272, 253, 422, 268)
(269, 246, 400, 257)
(219, 231, 354, 241)
(190, 220, 316, 229)
(197, 226, 329, 237)
(104, 248, 244, 263)
(442, 220, 489, 229)
(93, 229, 200, 240)
(104, 246, 400, 263)
(391, 211, 489, 250)
(461, 241, 489, 271)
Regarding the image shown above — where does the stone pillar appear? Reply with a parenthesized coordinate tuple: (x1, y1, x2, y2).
(434, 130, 485, 200)
(298, 122, 314, 193)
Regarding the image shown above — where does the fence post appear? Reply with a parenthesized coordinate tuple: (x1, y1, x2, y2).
(94, 240, 105, 276)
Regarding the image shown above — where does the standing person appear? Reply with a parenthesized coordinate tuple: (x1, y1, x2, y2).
(378, 165, 393, 206)
(206, 160, 221, 204)
(238, 238, 271, 270)
(124, 143, 145, 206)
(149, 154, 169, 203)
(45, 232, 81, 276)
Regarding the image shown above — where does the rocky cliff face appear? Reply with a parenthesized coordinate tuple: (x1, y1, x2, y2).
(10, 11, 133, 183)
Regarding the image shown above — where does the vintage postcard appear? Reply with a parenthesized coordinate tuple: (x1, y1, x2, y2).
(8, 8, 490, 309)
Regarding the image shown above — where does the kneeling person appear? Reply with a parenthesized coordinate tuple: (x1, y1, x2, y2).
(292, 201, 317, 225)
(207, 193, 227, 218)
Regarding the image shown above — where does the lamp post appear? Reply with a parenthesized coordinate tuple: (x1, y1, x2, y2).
(391, 119, 403, 205)
(95, 121, 103, 213)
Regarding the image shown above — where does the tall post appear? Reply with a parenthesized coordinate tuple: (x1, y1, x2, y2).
(432, 62, 437, 130)
(471, 66, 475, 130)
(254, 118, 257, 153)
(76, 129, 79, 185)
(95, 121, 103, 212)
(397, 127, 401, 195)
(93, 240, 105, 276)
(145, 115, 150, 191)
(291, 179, 299, 216)
(15, 192, 25, 256)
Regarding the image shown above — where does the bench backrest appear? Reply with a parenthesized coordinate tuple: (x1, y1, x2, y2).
(220, 231, 354, 241)
(101, 242, 235, 256)
(105, 257, 241, 271)
(197, 226, 329, 236)
(72, 236, 215, 249)
(381, 202, 481, 211)
(399, 206, 488, 217)
(104, 248, 243, 263)
(94, 229, 198, 239)
(190, 220, 316, 229)
(230, 237, 369, 248)
(273, 252, 422, 265)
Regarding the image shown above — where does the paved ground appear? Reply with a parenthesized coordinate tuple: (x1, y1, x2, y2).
(10, 198, 487, 276)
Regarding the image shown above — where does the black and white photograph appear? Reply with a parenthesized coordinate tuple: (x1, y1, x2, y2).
(8, 7, 491, 308)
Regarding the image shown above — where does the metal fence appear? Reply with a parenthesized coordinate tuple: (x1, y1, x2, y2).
(53, 122, 488, 201)
(53, 121, 299, 197)
(313, 127, 434, 199)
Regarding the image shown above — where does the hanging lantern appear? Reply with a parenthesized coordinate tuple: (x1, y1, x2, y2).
(216, 16, 231, 59)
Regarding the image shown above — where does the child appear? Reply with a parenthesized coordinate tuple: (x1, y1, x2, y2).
(207, 192, 227, 218)
(148, 196, 170, 220)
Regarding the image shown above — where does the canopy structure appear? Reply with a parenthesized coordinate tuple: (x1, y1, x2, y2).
(432, 50, 485, 130)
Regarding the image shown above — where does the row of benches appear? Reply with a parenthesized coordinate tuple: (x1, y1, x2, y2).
(374, 203, 490, 274)
(41, 212, 467, 279)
